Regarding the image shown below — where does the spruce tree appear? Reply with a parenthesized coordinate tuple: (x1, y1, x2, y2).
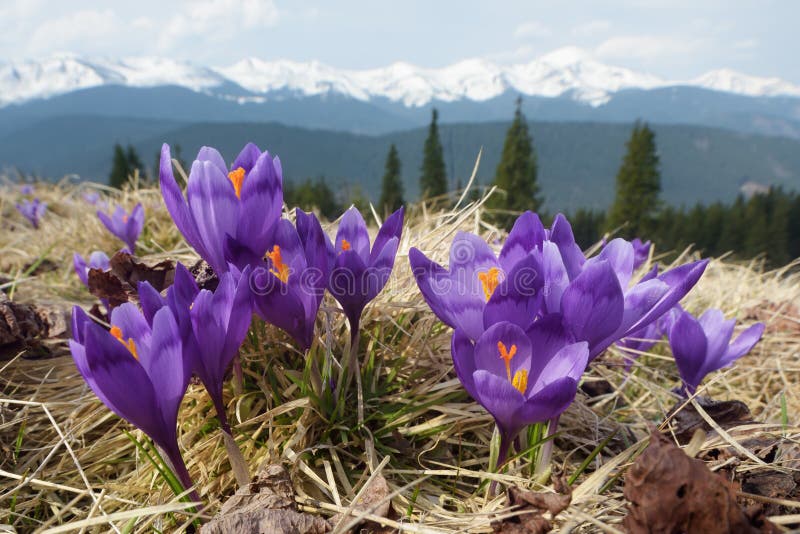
(109, 144, 130, 188)
(487, 97, 542, 229)
(379, 144, 404, 215)
(419, 109, 447, 200)
(606, 121, 662, 238)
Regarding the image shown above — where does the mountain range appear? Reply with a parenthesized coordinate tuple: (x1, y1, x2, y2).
(1, 49, 799, 210)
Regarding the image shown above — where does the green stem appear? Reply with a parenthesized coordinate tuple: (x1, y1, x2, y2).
(535, 415, 560, 477)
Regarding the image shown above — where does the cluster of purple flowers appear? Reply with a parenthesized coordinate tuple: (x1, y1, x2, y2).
(69, 141, 765, 502)
(70, 142, 403, 499)
(410, 211, 764, 468)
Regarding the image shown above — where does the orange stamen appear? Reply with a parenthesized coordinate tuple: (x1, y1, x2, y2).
(497, 341, 517, 381)
(478, 267, 502, 301)
(341, 238, 351, 251)
(512, 369, 528, 394)
(267, 245, 290, 283)
(228, 167, 246, 199)
(110, 325, 138, 360)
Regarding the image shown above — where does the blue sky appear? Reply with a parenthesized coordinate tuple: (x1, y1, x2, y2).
(1, 0, 796, 82)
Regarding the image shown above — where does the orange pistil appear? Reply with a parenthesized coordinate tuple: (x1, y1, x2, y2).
(110, 325, 138, 360)
(497, 341, 517, 382)
(228, 166, 246, 199)
(478, 267, 502, 301)
(341, 238, 351, 251)
(512, 369, 528, 394)
(267, 245, 290, 283)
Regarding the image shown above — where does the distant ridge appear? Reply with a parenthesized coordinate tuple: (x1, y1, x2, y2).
(2, 47, 800, 108)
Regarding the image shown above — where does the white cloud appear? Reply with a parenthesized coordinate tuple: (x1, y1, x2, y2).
(513, 20, 551, 39)
(484, 45, 537, 63)
(571, 19, 611, 37)
(159, 0, 280, 50)
(595, 35, 702, 62)
(27, 9, 121, 55)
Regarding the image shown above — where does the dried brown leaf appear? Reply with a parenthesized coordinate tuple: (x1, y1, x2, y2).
(202, 464, 330, 534)
(668, 396, 756, 444)
(492, 478, 571, 534)
(623, 429, 778, 533)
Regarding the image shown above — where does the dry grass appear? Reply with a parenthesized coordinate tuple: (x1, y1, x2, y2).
(0, 178, 798, 533)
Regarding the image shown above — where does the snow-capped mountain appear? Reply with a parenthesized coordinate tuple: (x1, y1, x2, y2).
(1, 47, 799, 109)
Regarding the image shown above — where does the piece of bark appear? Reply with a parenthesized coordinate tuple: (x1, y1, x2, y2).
(667, 396, 756, 444)
(202, 464, 330, 534)
(623, 429, 779, 533)
(492, 478, 571, 534)
(0, 293, 69, 358)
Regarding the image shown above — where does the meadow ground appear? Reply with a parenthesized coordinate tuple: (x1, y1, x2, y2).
(0, 179, 798, 532)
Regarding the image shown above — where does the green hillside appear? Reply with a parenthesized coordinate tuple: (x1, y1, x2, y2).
(2, 116, 798, 211)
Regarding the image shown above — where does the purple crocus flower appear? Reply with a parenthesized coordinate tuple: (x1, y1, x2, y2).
(19, 184, 34, 195)
(139, 264, 253, 433)
(97, 204, 144, 254)
(452, 319, 588, 464)
(16, 198, 47, 229)
(631, 238, 652, 271)
(250, 211, 329, 350)
(553, 238, 708, 360)
(69, 304, 197, 501)
(82, 191, 101, 205)
(159, 143, 283, 274)
(73, 251, 111, 287)
(326, 206, 404, 335)
(668, 308, 765, 395)
(409, 212, 546, 341)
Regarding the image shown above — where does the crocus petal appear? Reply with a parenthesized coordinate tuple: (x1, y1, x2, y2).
(540, 241, 569, 314)
(698, 309, 736, 366)
(74, 253, 89, 286)
(530, 342, 588, 392)
(159, 144, 210, 263)
(499, 211, 545, 271)
(186, 160, 240, 272)
(370, 206, 404, 264)
(238, 150, 282, 257)
(336, 207, 371, 259)
(196, 146, 228, 177)
(138, 281, 166, 325)
(592, 238, 635, 290)
(451, 328, 478, 399)
(408, 247, 459, 329)
(669, 310, 708, 393)
(330, 249, 369, 327)
(450, 232, 498, 295)
(483, 253, 542, 331)
(366, 236, 399, 301)
(83, 321, 165, 443)
(232, 142, 262, 173)
(221, 266, 253, 362)
(517, 377, 580, 424)
(472, 370, 526, 436)
(191, 288, 226, 386)
(549, 214, 585, 281)
(718, 322, 764, 369)
(560, 260, 624, 352)
(144, 307, 188, 427)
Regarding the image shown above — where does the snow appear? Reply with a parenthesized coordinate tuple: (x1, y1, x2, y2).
(2, 48, 799, 109)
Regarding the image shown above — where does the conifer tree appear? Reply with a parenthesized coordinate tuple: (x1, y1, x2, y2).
(109, 144, 146, 188)
(419, 109, 447, 200)
(606, 121, 662, 238)
(109, 144, 130, 189)
(379, 144, 404, 215)
(486, 97, 542, 229)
